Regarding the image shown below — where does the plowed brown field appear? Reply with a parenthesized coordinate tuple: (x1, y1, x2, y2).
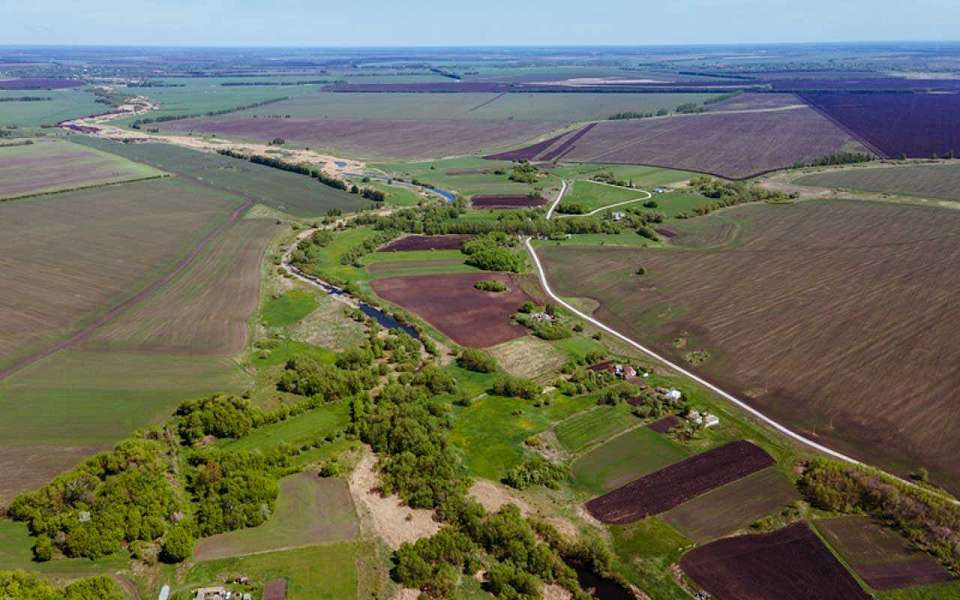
(370, 272, 533, 347)
(585, 441, 773, 523)
(680, 522, 870, 600)
(538, 199, 960, 493)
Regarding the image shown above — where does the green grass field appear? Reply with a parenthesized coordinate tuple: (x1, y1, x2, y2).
(71, 136, 372, 217)
(450, 391, 594, 480)
(112, 77, 321, 126)
(572, 426, 690, 493)
(560, 180, 647, 213)
(262, 290, 319, 327)
(610, 517, 694, 600)
(554, 403, 638, 453)
(174, 540, 382, 600)
(0, 518, 128, 578)
(550, 164, 694, 188)
(877, 580, 960, 599)
(193, 473, 359, 561)
(376, 156, 562, 198)
(795, 163, 960, 202)
(0, 89, 104, 128)
(220, 400, 349, 452)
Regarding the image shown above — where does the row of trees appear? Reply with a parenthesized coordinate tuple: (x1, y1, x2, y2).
(131, 97, 289, 127)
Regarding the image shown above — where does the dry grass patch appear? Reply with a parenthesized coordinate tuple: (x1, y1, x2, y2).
(486, 336, 567, 379)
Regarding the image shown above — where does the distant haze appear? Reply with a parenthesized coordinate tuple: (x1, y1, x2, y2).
(5, 0, 960, 47)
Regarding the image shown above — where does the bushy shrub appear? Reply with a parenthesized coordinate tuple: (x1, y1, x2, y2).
(458, 349, 499, 373)
(175, 394, 262, 444)
(159, 525, 194, 564)
(503, 457, 568, 490)
(491, 376, 542, 399)
(474, 279, 508, 292)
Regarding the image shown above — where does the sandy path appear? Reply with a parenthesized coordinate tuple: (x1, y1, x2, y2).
(59, 98, 364, 177)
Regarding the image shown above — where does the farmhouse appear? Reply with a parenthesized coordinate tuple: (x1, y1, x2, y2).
(687, 410, 720, 428)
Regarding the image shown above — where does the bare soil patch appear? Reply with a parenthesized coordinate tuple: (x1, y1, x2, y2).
(379, 234, 473, 252)
(680, 522, 870, 600)
(370, 272, 534, 347)
(348, 448, 440, 549)
(472, 195, 547, 208)
(585, 441, 773, 524)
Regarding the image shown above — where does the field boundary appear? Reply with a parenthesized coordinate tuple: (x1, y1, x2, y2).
(0, 173, 170, 203)
(529, 179, 958, 506)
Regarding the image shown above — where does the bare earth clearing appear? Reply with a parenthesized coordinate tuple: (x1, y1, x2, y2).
(539, 199, 960, 492)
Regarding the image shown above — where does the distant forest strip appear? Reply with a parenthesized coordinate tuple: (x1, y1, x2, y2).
(0, 96, 52, 102)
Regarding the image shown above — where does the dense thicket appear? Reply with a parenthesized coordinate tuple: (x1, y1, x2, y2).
(187, 448, 292, 536)
(458, 349, 499, 373)
(8, 438, 182, 560)
(462, 232, 524, 272)
(357, 383, 465, 509)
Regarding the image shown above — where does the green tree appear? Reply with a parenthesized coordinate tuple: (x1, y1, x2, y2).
(160, 525, 195, 563)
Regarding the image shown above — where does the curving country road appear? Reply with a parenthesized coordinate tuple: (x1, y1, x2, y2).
(528, 179, 957, 504)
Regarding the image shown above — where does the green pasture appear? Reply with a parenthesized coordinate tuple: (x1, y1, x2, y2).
(560, 180, 646, 213)
(220, 400, 349, 453)
(554, 403, 638, 453)
(0, 89, 104, 128)
(551, 164, 694, 188)
(610, 518, 694, 600)
(450, 391, 594, 480)
(262, 290, 319, 327)
(0, 350, 247, 448)
(375, 156, 561, 198)
(572, 426, 690, 494)
(113, 77, 321, 126)
(0, 519, 128, 578)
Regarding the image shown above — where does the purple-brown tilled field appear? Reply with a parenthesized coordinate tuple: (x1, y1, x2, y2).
(555, 107, 867, 178)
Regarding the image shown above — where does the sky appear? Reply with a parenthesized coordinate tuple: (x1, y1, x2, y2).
(5, 0, 960, 47)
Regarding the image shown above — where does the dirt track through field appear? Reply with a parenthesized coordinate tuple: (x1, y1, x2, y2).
(0, 197, 253, 382)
